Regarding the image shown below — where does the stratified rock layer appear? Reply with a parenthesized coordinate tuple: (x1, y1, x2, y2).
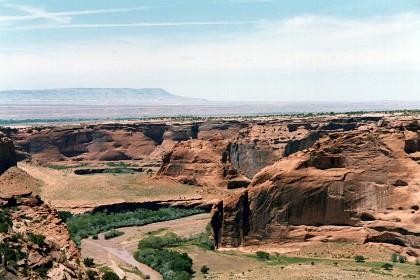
(230, 123, 319, 178)
(212, 121, 420, 251)
(157, 134, 250, 189)
(0, 195, 93, 279)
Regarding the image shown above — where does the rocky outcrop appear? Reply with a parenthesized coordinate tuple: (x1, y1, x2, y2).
(230, 123, 319, 178)
(0, 133, 17, 175)
(0, 194, 94, 279)
(2, 116, 383, 167)
(2, 121, 248, 164)
(157, 134, 250, 189)
(212, 126, 420, 251)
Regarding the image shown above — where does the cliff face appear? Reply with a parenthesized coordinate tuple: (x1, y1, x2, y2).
(0, 195, 92, 279)
(157, 134, 250, 189)
(0, 133, 17, 175)
(229, 123, 319, 178)
(3, 121, 249, 164)
(212, 122, 420, 251)
(3, 117, 381, 166)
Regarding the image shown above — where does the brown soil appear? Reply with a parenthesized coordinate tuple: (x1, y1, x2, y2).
(18, 162, 231, 212)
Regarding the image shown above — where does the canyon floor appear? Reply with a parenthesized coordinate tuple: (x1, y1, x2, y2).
(81, 214, 419, 280)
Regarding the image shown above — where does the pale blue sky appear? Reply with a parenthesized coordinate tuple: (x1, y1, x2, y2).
(1, 0, 420, 101)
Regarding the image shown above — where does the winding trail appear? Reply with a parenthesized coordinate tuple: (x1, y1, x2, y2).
(84, 239, 162, 280)
(81, 213, 210, 280)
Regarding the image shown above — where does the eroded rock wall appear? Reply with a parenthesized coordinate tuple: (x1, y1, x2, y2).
(157, 134, 250, 189)
(0, 195, 93, 279)
(213, 124, 420, 250)
(0, 133, 17, 175)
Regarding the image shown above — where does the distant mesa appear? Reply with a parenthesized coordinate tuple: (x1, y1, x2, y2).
(0, 88, 207, 106)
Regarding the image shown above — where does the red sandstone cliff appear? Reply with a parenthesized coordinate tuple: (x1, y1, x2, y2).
(212, 120, 420, 253)
(157, 134, 250, 189)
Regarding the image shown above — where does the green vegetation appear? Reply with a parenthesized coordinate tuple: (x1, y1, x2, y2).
(381, 263, 393, 270)
(1, 109, 419, 126)
(134, 249, 193, 280)
(58, 211, 73, 222)
(135, 232, 196, 280)
(138, 232, 183, 250)
(391, 253, 399, 262)
(27, 232, 46, 247)
(47, 164, 86, 170)
(87, 270, 97, 280)
(200, 265, 209, 274)
(0, 209, 12, 233)
(64, 207, 205, 247)
(398, 255, 407, 263)
(390, 253, 407, 263)
(83, 257, 95, 267)
(102, 271, 120, 280)
(104, 229, 125, 239)
(354, 255, 365, 262)
(256, 251, 270, 260)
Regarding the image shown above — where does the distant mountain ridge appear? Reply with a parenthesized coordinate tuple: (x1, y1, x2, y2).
(0, 88, 207, 105)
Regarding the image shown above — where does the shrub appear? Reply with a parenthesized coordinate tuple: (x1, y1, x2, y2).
(134, 248, 193, 280)
(102, 271, 120, 280)
(354, 255, 365, 262)
(381, 263, 393, 270)
(138, 232, 182, 249)
(64, 207, 204, 247)
(92, 234, 98, 240)
(27, 232, 46, 247)
(58, 211, 73, 222)
(104, 229, 124, 240)
(398, 255, 407, 263)
(256, 251, 270, 260)
(207, 240, 215, 250)
(0, 209, 12, 233)
(35, 265, 50, 278)
(83, 257, 95, 267)
(391, 253, 398, 262)
(416, 258, 420, 266)
(87, 270, 96, 280)
(201, 265, 209, 274)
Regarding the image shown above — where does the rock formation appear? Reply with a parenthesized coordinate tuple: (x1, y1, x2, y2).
(0, 133, 17, 175)
(230, 123, 319, 178)
(0, 194, 94, 279)
(1, 116, 381, 167)
(157, 134, 250, 189)
(212, 120, 420, 254)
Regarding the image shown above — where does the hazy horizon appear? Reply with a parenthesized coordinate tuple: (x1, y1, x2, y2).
(1, 0, 420, 102)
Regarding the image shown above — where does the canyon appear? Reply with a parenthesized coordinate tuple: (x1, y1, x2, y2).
(1, 113, 420, 279)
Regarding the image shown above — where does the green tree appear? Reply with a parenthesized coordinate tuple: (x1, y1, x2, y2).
(381, 263, 393, 270)
(102, 271, 120, 280)
(83, 257, 95, 267)
(354, 255, 365, 262)
(200, 265, 209, 274)
(256, 251, 270, 260)
(390, 253, 398, 262)
(398, 255, 407, 263)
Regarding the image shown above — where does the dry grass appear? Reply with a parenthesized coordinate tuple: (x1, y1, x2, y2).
(18, 162, 213, 211)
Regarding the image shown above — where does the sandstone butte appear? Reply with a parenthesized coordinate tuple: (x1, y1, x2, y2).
(0, 133, 93, 279)
(211, 118, 420, 258)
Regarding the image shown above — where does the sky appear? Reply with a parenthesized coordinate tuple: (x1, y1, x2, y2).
(1, 0, 420, 101)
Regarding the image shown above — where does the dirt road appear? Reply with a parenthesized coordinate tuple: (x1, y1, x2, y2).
(81, 213, 210, 280)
